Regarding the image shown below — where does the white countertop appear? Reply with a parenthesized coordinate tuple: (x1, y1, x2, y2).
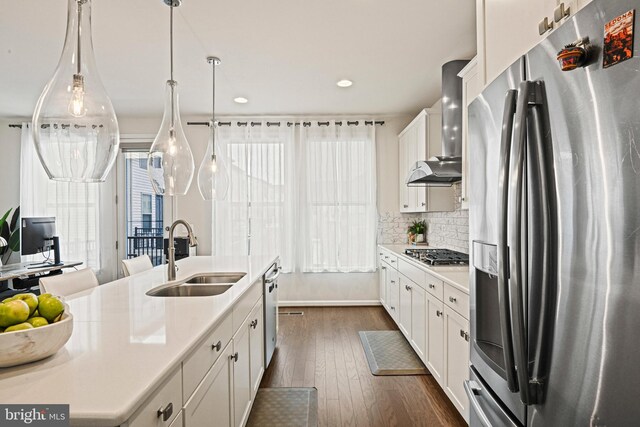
(379, 244, 470, 293)
(0, 255, 277, 426)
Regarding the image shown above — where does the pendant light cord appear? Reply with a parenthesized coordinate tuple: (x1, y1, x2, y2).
(76, 0, 83, 75)
(169, 5, 175, 128)
(211, 60, 216, 158)
(170, 6, 174, 82)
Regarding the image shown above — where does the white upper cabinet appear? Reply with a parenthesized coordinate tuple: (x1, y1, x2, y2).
(398, 108, 454, 213)
(478, 0, 581, 85)
(458, 58, 481, 210)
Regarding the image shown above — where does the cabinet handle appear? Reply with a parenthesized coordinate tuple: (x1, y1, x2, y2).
(554, 2, 570, 22)
(421, 202, 426, 207)
(379, 252, 383, 256)
(157, 402, 173, 422)
(538, 16, 553, 35)
(405, 284, 412, 291)
(460, 330, 470, 342)
(211, 340, 222, 352)
(390, 259, 396, 263)
(436, 310, 442, 317)
(449, 296, 457, 303)
(391, 306, 395, 311)
(390, 280, 395, 284)
(230, 352, 239, 362)
(428, 283, 435, 289)
(403, 204, 409, 208)
(251, 319, 258, 329)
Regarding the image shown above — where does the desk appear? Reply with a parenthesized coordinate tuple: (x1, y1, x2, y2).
(0, 261, 83, 291)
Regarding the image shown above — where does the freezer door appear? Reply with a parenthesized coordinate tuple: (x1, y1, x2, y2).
(468, 58, 527, 424)
(525, 0, 640, 425)
(466, 367, 521, 427)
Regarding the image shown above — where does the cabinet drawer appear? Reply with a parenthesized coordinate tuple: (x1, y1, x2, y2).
(129, 368, 182, 427)
(425, 272, 444, 300)
(398, 259, 426, 288)
(183, 313, 233, 402)
(233, 280, 262, 334)
(444, 283, 469, 319)
(380, 249, 398, 268)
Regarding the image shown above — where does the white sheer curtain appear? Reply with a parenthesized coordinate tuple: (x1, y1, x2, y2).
(20, 124, 116, 282)
(298, 121, 377, 272)
(213, 121, 296, 271)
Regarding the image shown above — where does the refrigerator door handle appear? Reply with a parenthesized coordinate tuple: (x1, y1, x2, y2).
(509, 80, 541, 405)
(528, 81, 554, 403)
(497, 89, 519, 393)
(464, 380, 492, 427)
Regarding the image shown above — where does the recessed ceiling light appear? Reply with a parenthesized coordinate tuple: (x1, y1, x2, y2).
(234, 97, 248, 104)
(336, 79, 353, 88)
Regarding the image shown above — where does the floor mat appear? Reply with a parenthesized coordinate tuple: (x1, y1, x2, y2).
(247, 387, 318, 427)
(359, 330, 429, 375)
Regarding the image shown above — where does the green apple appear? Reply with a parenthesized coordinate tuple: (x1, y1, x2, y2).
(9, 293, 39, 316)
(31, 309, 39, 317)
(38, 293, 53, 302)
(26, 317, 49, 328)
(38, 296, 64, 323)
(5, 322, 34, 332)
(0, 300, 30, 328)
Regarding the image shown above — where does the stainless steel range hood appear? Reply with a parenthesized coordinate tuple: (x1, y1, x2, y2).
(406, 60, 469, 186)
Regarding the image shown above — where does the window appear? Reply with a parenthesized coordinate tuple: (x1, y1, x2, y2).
(138, 158, 147, 170)
(141, 194, 152, 229)
(299, 124, 377, 272)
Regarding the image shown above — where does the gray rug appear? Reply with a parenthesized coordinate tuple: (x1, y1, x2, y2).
(359, 330, 429, 376)
(247, 387, 318, 427)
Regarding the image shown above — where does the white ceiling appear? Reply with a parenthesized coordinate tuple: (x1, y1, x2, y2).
(0, 0, 476, 118)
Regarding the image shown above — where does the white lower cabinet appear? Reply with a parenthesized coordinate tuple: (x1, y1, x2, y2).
(426, 293, 445, 386)
(445, 306, 470, 419)
(378, 253, 388, 308)
(385, 268, 399, 322)
(409, 282, 427, 362)
(128, 368, 183, 427)
(183, 343, 233, 427)
(249, 301, 265, 399)
(398, 274, 412, 338)
(233, 318, 252, 427)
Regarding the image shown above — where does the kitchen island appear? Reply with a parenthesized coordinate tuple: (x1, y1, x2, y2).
(0, 255, 278, 427)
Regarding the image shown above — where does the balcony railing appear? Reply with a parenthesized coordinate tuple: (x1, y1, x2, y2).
(126, 221, 164, 266)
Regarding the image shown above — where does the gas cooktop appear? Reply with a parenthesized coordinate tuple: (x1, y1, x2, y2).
(404, 248, 469, 266)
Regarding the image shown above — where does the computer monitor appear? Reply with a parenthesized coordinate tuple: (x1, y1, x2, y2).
(21, 217, 61, 265)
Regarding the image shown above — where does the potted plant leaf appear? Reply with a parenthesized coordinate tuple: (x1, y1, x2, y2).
(0, 206, 20, 265)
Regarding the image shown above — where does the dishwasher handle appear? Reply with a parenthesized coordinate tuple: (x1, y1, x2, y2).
(265, 266, 281, 283)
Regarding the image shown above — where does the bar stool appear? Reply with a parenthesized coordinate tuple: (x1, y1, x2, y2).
(39, 268, 99, 297)
(122, 255, 153, 277)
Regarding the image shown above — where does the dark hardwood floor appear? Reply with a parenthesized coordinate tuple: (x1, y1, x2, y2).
(260, 306, 467, 427)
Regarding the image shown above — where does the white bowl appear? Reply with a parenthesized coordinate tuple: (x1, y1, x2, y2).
(0, 310, 73, 368)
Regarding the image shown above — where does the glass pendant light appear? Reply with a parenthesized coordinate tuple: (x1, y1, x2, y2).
(32, 0, 119, 182)
(148, 0, 194, 196)
(197, 57, 229, 201)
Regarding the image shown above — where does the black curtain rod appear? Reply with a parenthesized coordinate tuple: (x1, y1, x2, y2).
(187, 120, 385, 128)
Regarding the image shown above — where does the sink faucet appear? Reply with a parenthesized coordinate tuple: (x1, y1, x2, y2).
(167, 219, 198, 281)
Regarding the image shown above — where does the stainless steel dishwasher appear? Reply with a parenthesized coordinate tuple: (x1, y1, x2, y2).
(263, 262, 280, 367)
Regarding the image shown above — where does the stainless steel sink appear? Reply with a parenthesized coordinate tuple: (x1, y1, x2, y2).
(185, 272, 246, 284)
(146, 283, 234, 297)
(146, 272, 246, 297)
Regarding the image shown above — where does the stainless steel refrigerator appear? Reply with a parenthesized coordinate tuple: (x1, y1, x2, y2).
(467, 0, 640, 425)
